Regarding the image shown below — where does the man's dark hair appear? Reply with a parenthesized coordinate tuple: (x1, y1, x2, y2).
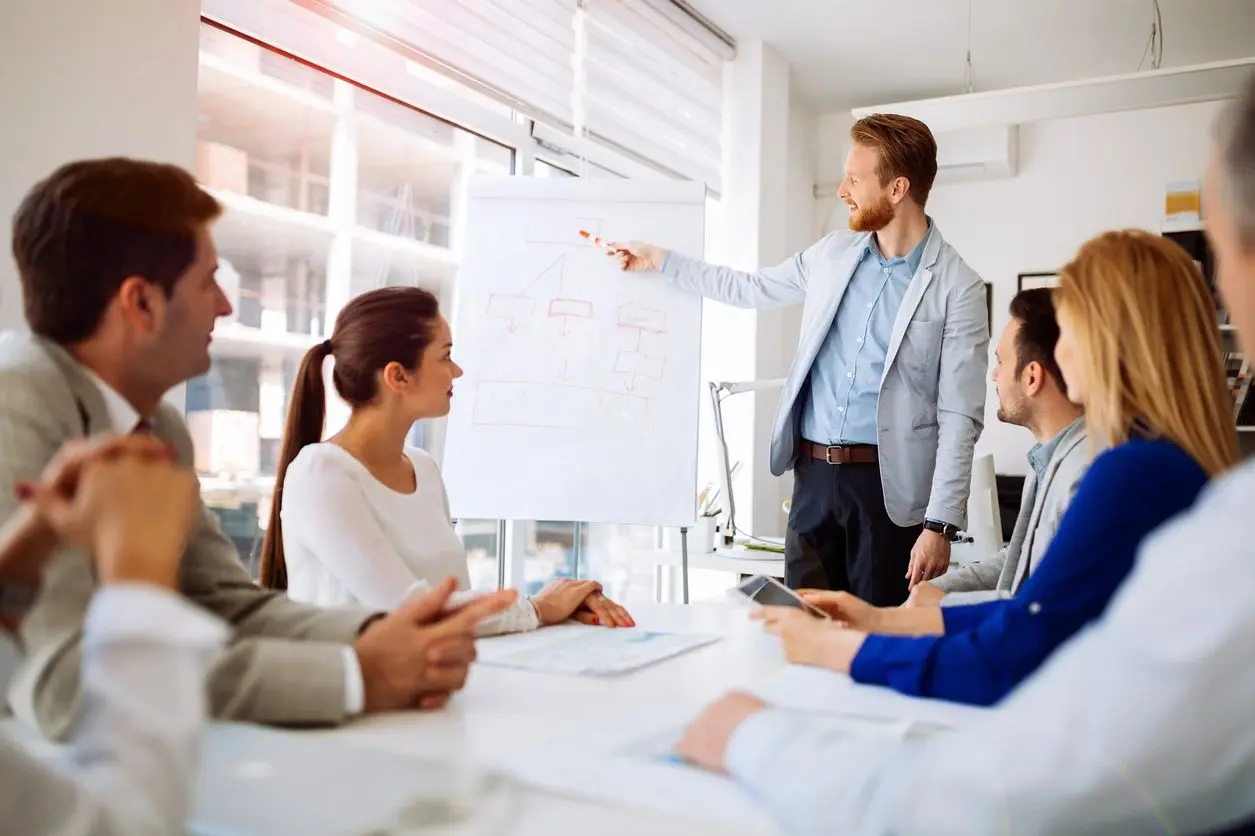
(12, 157, 222, 344)
(1008, 287, 1065, 389)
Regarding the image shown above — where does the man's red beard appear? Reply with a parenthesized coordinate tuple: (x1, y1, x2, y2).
(846, 193, 895, 232)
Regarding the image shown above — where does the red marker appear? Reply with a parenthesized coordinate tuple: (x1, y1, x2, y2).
(579, 229, 616, 252)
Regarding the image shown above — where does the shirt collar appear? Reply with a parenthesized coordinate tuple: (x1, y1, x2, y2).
(82, 368, 143, 433)
(865, 219, 933, 275)
(1027, 416, 1085, 481)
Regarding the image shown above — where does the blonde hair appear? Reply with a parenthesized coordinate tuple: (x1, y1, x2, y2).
(1053, 230, 1238, 477)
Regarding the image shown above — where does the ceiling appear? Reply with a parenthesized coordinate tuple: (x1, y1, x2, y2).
(684, 0, 1255, 110)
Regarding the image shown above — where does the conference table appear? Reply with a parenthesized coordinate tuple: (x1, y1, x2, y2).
(294, 600, 792, 834)
(3, 600, 985, 834)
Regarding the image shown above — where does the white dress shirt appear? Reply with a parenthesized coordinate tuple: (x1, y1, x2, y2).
(0, 584, 227, 836)
(726, 459, 1255, 835)
(82, 373, 368, 715)
(280, 444, 539, 635)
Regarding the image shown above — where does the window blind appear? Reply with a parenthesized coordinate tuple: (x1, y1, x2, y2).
(581, 0, 726, 191)
(287, 0, 730, 190)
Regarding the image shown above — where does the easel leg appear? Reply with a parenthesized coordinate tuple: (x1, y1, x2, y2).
(680, 526, 690, 605)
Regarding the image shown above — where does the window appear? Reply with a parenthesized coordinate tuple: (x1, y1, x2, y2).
(194, 2, 729, 600)
(192, 23, 513, 569)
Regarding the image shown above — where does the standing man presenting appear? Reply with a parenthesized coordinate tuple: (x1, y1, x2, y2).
(614, 115, 988, 605)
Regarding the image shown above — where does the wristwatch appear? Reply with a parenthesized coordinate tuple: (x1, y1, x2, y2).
(922, 519, 963, 542)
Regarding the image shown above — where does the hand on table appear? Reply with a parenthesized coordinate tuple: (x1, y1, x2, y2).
(906, 529, 951, 588)
(676, 692, 768, 773)
(354, 577, 516, 714)
(751, 606, 866, 674)
(533, 579, 603, 625)
(570, 590, 635, 628)
(794, 589, 883, 630)
(608, 240, 667, 272)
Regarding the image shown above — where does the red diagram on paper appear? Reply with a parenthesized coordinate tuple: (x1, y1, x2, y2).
(614, 303, 667, 393)
(473, 233, 671, 430)
(486, 252, 595, 337)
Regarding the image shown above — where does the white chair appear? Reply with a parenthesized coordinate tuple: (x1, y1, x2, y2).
(961, 454, 1003, 565)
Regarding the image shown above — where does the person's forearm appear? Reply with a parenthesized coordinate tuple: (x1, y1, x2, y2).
(874, 606, 944, 636)
(73, 585, 228, 836)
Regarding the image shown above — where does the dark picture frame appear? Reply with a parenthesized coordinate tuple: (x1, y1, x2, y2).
(984, 282, 993, 332)
(1017, 271, 1060, 293)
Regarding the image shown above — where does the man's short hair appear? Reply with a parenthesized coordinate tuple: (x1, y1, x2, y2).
(1008, 288, 1065, 389)
(12, 157, 222, 344)
(849, 114, 939, 207)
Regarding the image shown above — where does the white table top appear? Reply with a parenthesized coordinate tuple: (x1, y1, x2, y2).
(4, 602, 789, 835)
(286, 602, 791, 833)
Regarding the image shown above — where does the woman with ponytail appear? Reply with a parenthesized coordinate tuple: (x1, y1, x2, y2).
(258, 287, 633, 633)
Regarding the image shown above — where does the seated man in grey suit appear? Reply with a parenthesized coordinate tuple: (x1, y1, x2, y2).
(909, 288, 1090, 608)
(0, 158, 515, 740)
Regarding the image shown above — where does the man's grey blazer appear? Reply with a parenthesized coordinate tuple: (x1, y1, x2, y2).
(0, 332, 376, 740)
(661, 224, 988, 527)
(936, 419, 1092, 605)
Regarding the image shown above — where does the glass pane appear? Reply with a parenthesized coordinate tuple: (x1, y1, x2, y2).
(456, 519, 501, 592)
(583, 523, 658, 604)
(520, 521, 578, 595)
(192, 23, 513, 569)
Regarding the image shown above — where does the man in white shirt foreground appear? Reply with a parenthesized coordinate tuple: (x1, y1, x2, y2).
(0, 434, 219, 835)
(676, 75, 1255, 835)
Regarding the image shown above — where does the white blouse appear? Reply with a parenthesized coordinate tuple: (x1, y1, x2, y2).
(278, 443, 539, 635)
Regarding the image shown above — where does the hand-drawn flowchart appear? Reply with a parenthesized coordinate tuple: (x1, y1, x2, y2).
(473, 218, 671, 435)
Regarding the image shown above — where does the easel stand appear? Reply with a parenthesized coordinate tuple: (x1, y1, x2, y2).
(680, 526, 690, 605)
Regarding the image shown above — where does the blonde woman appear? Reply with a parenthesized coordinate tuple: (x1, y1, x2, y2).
(754, 229, 1238, 706)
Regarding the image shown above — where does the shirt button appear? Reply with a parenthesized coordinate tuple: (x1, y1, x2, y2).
(838, 407, 845, 413)
(1029, 602, 1042, 614)
(883, 267, 890, 274)
(868, 302, 874, 308)
(847, 373, 853, 379)
(857, 338, 864, 344)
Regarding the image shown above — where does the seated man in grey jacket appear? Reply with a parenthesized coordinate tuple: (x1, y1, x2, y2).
(910, 288, 1090, 607)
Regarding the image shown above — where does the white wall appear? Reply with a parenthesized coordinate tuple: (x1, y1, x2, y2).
(813, 100, 1226, 475)
(706, 40, 816, 539)
(0, 0, 202, 332)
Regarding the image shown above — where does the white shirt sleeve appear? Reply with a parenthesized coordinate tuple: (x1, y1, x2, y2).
(724, 463, 1255, 836)
(0, 584, 228, 836)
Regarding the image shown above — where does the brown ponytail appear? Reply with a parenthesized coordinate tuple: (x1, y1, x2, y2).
(258, 339, 333, 590)
(257, 287, 441, 590)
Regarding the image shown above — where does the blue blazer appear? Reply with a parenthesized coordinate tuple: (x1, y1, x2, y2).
(850, 437, 1209, 706)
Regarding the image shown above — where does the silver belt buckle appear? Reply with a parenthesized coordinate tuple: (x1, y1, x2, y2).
(824, 444, 844, 464)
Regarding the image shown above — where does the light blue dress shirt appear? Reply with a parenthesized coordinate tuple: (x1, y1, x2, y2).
(800, 226, 931, 445)
(1026, 417, 1077, 482)
(724, 458, 1255, 835)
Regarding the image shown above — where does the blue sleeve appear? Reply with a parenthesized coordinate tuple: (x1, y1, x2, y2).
(849, 442, 1207, 706)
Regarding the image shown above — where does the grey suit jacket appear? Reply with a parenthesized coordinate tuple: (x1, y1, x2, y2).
(936, 419, 1091, 604)
(0, 332, 376, 740)
(661, 224, 988, 527)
